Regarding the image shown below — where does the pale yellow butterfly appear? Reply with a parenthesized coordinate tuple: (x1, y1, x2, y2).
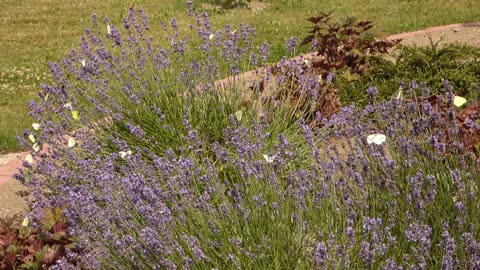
(68, 137, 76, 148)
(21, 217, 29, 227)
(28, 134, 35, 143)
(453, 96, 467, 107)
(234, 110, 243, 121)
(71, 110, 80, 120)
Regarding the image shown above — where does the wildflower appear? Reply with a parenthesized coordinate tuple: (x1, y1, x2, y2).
(32, 123, 40, 130)
(367, 85, 378, 97)
(126, 123, 145, 139)
(453, 95, 467, 107)
(326, 73, 334, 85)
(259, 42, 269, 63)
(285, 36, 298, 53)
(366, 133, 386, 145)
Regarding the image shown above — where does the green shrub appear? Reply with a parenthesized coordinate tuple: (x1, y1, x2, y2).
(340, 41, 480, 106)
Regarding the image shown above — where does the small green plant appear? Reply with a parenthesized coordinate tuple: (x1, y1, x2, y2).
(340, 41, 480, 105)
(198, 0, 251, 10)
(0, 208, 79, 269)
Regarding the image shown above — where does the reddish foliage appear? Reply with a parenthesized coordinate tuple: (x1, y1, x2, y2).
(0, 208, 79, 269)
(421, 94, 480, 158)
(301, 13, 400, 76)
(261, 13, 399, 124)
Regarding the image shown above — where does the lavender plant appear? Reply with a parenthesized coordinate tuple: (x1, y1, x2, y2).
(16, 5, 480, 270)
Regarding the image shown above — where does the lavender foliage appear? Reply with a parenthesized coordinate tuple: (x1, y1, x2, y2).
(18, 6, 480, 270)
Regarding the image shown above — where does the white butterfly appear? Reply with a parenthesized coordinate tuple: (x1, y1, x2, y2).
(81, 59, 86, 67)
(68, 137, 76, 148)
(209, 34, 215, 40)
(107, 24, 111, 35)
(119, 150, 133, 158)
(32, 143, 40, 152)
(395, 89, 403, 100)
(25, 154, 33, 164)
(63, 103, 73, 110)
(303, 59, 312, 68)
(263, 154, 276, 163)
(366, 133, 386, 145)
(453, 96, 467, 107)
(32, 123, 40, 131)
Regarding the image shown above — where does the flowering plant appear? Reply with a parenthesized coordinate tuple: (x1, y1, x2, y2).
(14, 5, 480, 269)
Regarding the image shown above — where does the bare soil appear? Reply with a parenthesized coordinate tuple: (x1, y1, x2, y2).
(0, 22, 479, 220)
(0, 153, 29, 220)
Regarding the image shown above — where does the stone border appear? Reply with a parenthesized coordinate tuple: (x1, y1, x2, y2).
(386, 22, 480, 41)
(0, 152, 28, 188)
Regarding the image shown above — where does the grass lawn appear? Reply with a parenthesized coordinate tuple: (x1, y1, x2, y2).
(1, 0, 480, 153)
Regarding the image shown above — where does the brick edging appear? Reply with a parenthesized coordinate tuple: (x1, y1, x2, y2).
(386, 22, 480, 41)
(0, 152, 29, 188)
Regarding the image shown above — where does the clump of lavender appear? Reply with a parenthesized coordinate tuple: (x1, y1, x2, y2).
(17, 4, 480, 269)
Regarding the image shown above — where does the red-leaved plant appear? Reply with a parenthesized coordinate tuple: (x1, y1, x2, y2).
(0, 208, 79, 269)
(300, 12, 401, 76)
(261, 13, 400, 125)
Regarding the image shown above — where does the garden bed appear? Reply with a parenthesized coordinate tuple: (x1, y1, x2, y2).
(2, 6, 480, 268)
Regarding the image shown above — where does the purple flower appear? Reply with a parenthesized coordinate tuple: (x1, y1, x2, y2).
(259, 42, 269, 63)
(313, 242, 328, 267)
(126, 122, 145, 139)
(285, 36, 298, 53)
